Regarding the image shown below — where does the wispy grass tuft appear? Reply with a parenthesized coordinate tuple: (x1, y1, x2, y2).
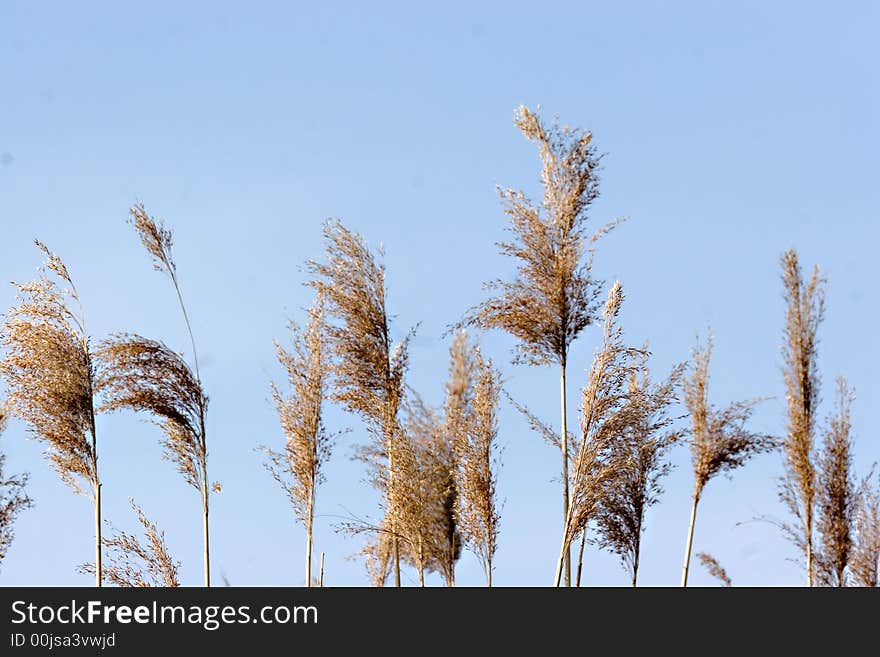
(465, 106, 618, 586)
(779, 249, 825, 586)
(307, 220, 413, 586)
(0, 242, 104, 585)
(680, 333, 776, 586)
(263, 293, 335, 587)
(697, 552, 732, 587)
(80, 499, 179, 587)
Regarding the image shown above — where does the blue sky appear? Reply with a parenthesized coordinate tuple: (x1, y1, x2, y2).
(1, 1, 877, 586)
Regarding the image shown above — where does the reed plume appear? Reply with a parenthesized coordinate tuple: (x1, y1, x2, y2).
(595, 356, 685, 586)
(95, 333, 207, 587)
(440, 331, 478, 586)
(126, 204, 212, 586)
(391, 394, 460, 586)
(408, 394, 461, 586)
(814, 377, 855, 587)
(349, 391, 458, 588)
(362, 524, 394, 587)
(453, 349, 501, 586)
(779, 249, 825, 586)
(0, 402, 34, 569)
(680, 334, 775, 586)
(696, 552, 732, 587)
(465, 106, 617, 586)
(80, 499, 179, 587)
(263, 294, 333, 587)
(850, 471, 879, 587)
(554, 282, 642, 586)
(307, 220, 412, 586)
(0, 241, 104, 585)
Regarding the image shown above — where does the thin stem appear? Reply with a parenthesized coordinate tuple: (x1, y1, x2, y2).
(389, 434, 401, 587)
(681, 483, 701, 587)
(632, 546, 640, 587)
(575, 528, 586, 586)
(170, 271, 201, 385)
(806, 530, 813, 587)
(554, 531, 567, 586)
(306, 480, 315, 587)
(561, 360, 571, 587)
(201, 475, 210, 587)
(380, 317, 401, 588)
(448, 541, 456, 587)
(94, 480, 102, 588)
(84, 334, 101, 588)
(169, 268, 210, 588)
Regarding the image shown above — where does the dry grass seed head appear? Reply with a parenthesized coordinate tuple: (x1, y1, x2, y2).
(465, 106, 617, 366)
(306, 221, 412, 449)
(95, 335, 207, 491)
(444, 330, 476, 454)
(595, 357, 685, 577)
(80, 499, 179, 587)
(565, 282, 645, 547)
(697, 552, 732, 587)
(684, 334, 776, 496)
(850, 470, 880, 587)
(129, 203, 176, 278)
(306, 221, 416, 578)
(392, 393, 461, 582)
(454, 350, 502, 574)
(0, 242, 97, 494)
(815, 377, 856, 586)
(264, 294, 333, 523)
(780, 249, 825, 542)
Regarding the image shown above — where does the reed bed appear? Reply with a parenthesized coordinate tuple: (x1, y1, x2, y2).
(0, 107, 877, 588)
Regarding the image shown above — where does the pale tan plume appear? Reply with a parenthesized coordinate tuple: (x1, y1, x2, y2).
(0, 242, 103, 585)
(464, 106, 619, 586)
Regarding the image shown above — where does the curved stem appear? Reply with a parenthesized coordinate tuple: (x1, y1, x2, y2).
(169, 269, 210, 587)
(170, 271, 201, 385)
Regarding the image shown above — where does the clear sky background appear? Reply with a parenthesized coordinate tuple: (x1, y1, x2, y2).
(1, 1, 877, 587)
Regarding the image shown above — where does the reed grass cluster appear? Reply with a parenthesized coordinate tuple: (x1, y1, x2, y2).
(0, 106, 876, 588)
(555, 282, 644, 586)
(307, 220, 413, 587)
(595, 356, 684, 586)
